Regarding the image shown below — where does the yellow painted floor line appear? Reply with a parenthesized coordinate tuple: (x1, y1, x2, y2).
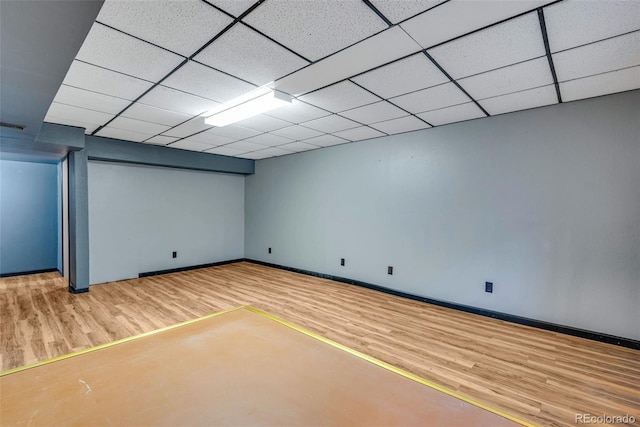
(245, 306, 536, 427)
(2, 304, 535, 427)
(0, 305, 247, 377)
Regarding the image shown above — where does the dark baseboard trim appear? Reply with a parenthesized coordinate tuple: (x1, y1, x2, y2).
(245, 259, 640, 350)
(68, 283, 89, 294)
(0, 268, 58, 278)
(139, 258, 245, 278)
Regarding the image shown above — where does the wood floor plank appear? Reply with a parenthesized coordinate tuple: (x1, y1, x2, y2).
(0, 263, 638, 427)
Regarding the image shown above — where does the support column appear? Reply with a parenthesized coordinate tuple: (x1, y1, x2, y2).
(68, 149, 89, 293)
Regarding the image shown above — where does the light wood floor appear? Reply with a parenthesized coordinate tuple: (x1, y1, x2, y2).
(1, 262, 638, 427)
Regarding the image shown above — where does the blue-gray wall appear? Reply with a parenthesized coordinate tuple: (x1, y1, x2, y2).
(245, 90, 640, 340)
(88, 161, 245, 284)
(0, 159, 59, 275)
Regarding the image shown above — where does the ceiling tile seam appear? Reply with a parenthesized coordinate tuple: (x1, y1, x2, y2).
(555, 64, 640, 84)
(262, 99, 333, 124)
(419, 0, 564, 51)
(141, 114, 204, 143)
(91, 3, 264, 137)
(474, 84, 556, 105)
(421, 51, 490, 117)
(394, 0, 452, 27)
(550, 28, 640, 55)
(294, 51, 420, 98)
(90, 58, 189, 135)
(94, 21, 186, 58)
(189, 59, 259, 87)
(361, 0, 392, 26)
(58, 83, 132, 102)
(238, 22, 312, 63)
(537, 9, 562, 103)
(348, 79, 433, 127)
(199, 0, 240, 20)
(73, 59, 156, 84)
(49, 100, 117, 118)
(474, 83, 559, 103)
(188, 1, 267, 59)
(268, 24, 409, 90)
(449, 55, 548, 81)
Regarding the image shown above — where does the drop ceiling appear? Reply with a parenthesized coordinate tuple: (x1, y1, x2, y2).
(44, 0, 640, 160)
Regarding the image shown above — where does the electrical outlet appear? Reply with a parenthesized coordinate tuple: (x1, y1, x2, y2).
(268, 247, 272, 254)
(172, 251, 177, 258)
(485, 282, 493, 293)
(388, 266, 393, 275)
(340, 258, 345, 266)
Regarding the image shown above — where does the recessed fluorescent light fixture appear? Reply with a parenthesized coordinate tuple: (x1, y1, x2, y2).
(203, 87, 292, 127)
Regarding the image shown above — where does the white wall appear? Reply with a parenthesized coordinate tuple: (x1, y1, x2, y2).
(245, 90, 640, 340)
(89, 162, 244, 284)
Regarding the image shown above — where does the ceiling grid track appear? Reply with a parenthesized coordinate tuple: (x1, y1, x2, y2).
(91, 0, 267, 136)
(537, 8, 563, 103)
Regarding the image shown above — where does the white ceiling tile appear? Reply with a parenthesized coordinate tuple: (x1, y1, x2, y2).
(299, 81, 379, 113)
(302, 115, 361, 133)
(400, 0, 551, 49)
(162, 61, 256, 103)
(333, 126, 385, 142)
(139, 85, 220, 115)
(208, 0, 255, 17)
(145, 135, 178, 145)
(109, 116, 170, 135)
(97, 0, 233, 56)
(205, 125, 261, 140)
(242, 133, 294, 147)
(352, 53, 448, 99)
(417, 102, 485, 126)
(244, 0, 387, 61)
(271, 125, 323, 140)
(63, 60, 154, 100)
(302, 134, 350, 147)
(275, 26, 422, 96)
(340, 101, 407, 124)
(182, 132, 235, 146)
(390, 82, 470, 114)
(96, 126, 154, 142)
(121, 103, 192, 127)
(428, 13, 546, 79)
(46, 102, 113, 126)
(235, 114, 292, 132)
(169, 140, 217, 152)
(278, 141, 320, 152)
(205, 145, 248, 157)
(44, 115, 99, 134)
(553, 32, 640, 82)
(163, 117, 212, 138)
(370, 0, 446, 24)
(267, 101, 330, 123)
(479, 85, 557, 116)
(52, 85, 130, 114)
(241, 147, 293, 160)
(223, 140, 270, 152)
(544, 0, 640, 53)
(458, 57, 553, 100)
(76, 23, 184, 81)
(369, 115, 430, 135)
(560, 66, 640, 102)
(194, 23, 309, 86)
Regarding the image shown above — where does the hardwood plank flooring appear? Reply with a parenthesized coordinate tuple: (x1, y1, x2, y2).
(1, 262, 638, 427)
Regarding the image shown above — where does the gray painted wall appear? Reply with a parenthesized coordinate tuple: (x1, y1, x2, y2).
(245, 90, 640, 340)
(0, 159, 58, 274)
(89, 161, 244, 285)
